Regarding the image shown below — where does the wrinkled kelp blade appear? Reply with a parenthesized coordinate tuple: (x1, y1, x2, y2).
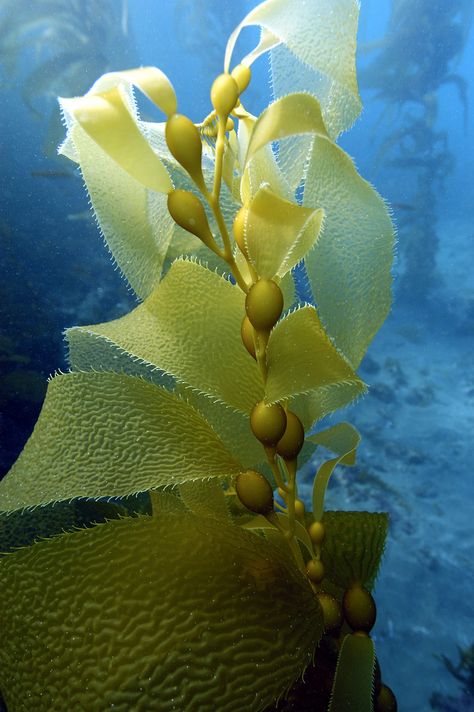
(321, 511, 389, 590)
(61, 87, 172, 194)
(59, 66, 176, 192)
(0, 372, 243, 513)
(303, 136, 394, 368)
(174, 384, 266, 469)
(225, 0, 361, 139)
(65, 325, 175, 389)
(67, 259, 263, 413)
(329, 634, 375, 712)
(0, 513, 323, 711)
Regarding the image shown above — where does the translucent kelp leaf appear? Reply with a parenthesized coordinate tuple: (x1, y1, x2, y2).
(0, 372, 243, 514)
(175, 384, 265, 469)
(308, 422, 360, 521)
(59, 67, 175, 192)
(0, 513, 323, 711)
(66, 123, 175, 299)
(178, 479, 230, 521)
(224, 0, 361, 139)
(279, 270, 297, 311)
(320, 511, 389, 590)
(66, 325, 175, 390)
(237, 112, 292, 203)
(265, 306, 366, 410)
(244, 185, 324, 279)
(242, 515, 307, 573)
(67, 259, 263, 413)
(245, 93, 329, 170)
(328, 634, 375, 712)
(303, 136, 394, 368)
(150, 490, 186, 516)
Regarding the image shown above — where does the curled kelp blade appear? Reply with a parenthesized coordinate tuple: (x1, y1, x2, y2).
(265, 306, 366, 428)
(302, 136, 395, 369)
(61, 121, 175, 299)
(0, 372, 244, 514)
(237, 112, 292, 204)
(244, 93, 329, 175)
(224, 0, 361, 139)
(59, 67, 176, 193)
(66, 259, 263, 414)
(243, 184, 324, 280)
(0, 512, 323, 712)
(308, 422, 360, 522)
(239, 91, 326, 226)
(328, 633, 375, 712)
(58, 68, 181, 299)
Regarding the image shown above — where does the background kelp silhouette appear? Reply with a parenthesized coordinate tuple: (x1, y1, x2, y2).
(360, 0, 473, 304)
(0, 0, 397, 710)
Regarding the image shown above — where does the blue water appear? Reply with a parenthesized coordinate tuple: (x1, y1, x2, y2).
(0, 1, 473, 710)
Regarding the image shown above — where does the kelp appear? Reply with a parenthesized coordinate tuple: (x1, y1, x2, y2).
(0, 0, 398, 709)
(360, 0, 472, 303)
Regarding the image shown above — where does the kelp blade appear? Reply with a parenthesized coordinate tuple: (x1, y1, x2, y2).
(0, 372, 243, 513)
(328, 633, 375, 712)
(0, 512, 323, 711)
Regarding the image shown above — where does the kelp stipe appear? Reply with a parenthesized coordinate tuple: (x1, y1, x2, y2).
(0, 1, 397, 710)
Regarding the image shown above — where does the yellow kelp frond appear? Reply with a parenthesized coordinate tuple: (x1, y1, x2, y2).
(225, 0, 361, 139)
(309, 423, 360, 522)
(59, 67, 176, 193)
(66, 259, 263, 413)
(243, 184, 324, 279)
(265, 306, 366, 420)
(174, 384, 266, 469)
(61, 121, 175, 299)
(0, 513, 322, 711)
(57, 68, 182, 298)
(303, 136, 394, 368)
(0, 372, 243, 514)
(329, 634, 375, 712)
(242, 92, 330, 208)
(65, 324, 175, 389)
(244, 92, 329, 172)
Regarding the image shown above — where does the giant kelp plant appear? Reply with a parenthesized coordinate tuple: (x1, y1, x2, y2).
(0, 1, 397, 710)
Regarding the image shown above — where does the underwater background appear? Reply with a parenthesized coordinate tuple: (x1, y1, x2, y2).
(0, 1, 473, 710)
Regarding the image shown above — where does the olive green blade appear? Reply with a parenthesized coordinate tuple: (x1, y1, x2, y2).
(0, 512, 323, 711)
(328, 633, 375, 712)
